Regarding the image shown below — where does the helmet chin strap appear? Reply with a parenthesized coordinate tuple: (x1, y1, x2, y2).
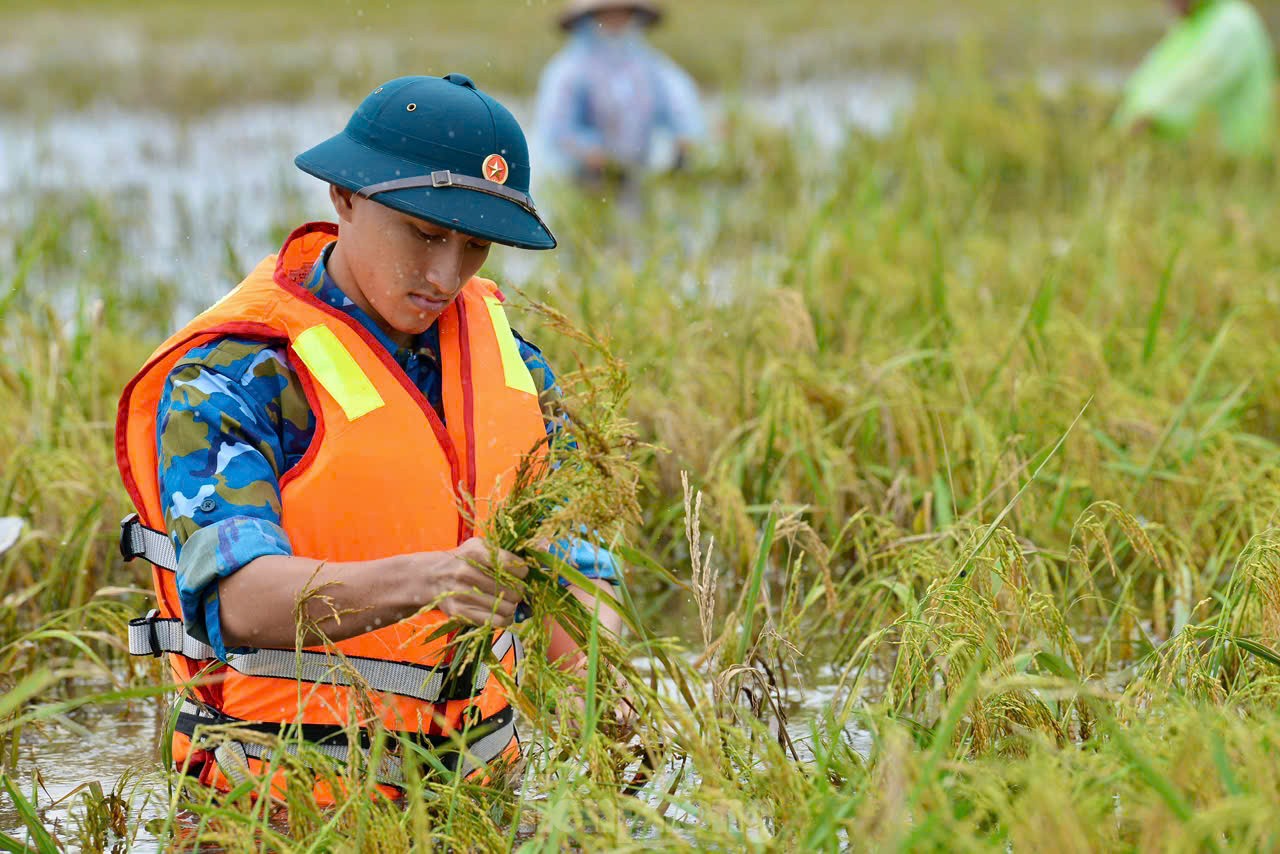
(356, 170, 540, 216)
(355, 171, 553, 246)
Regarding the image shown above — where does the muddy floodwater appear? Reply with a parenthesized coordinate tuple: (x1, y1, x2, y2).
(2, 696, 170, 850)
(1, 665, 869, 851)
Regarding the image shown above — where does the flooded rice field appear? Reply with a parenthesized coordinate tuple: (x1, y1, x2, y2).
(0, 66, 1134, 307)
(0, 75, 920, 305)
(1, 665, 871, 851)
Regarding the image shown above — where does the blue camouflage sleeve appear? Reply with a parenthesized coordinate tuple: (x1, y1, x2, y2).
(156, 337, 309, 660)
(515, 332, 620, 585)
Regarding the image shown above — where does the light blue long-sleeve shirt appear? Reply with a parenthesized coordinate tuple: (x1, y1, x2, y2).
(534, 24, 705, 176)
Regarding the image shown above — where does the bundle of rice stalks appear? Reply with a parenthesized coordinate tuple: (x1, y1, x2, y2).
(437, 296, 658, 749)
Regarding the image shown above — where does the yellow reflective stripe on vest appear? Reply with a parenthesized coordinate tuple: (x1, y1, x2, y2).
(292, 325, 385, 421)
(483, 297, 538, 396)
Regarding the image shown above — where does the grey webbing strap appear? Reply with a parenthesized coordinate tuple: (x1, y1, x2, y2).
(129, 611, 216, 659)
(221, 631, 522, 702)
(471, 630, 519, 694)
(356, 171, 538, 215)
(132, 607, 522, 704)
(225, 647, 450, 699)
(457, 712, 519, 779)
(213, 740, 253, 787)
(119, 515, 177, 572)
(179, 699, 218, 722)
(185, 701, 517, 787)
(229, 736, 405, 787)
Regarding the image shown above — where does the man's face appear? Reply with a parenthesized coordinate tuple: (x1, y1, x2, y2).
(331, 187, 492, 342)
(594, 8, 637, 33)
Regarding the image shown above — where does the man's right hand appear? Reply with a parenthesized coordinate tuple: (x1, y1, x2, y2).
(417, 537, 529, 627)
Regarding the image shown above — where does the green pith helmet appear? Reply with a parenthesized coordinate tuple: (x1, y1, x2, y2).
(295, 74, 555, 250)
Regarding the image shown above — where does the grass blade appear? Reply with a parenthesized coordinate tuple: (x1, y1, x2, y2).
(1142, 245, 1180, 364)
(736, 507, 777, 665)
(0, 775, 61, 853)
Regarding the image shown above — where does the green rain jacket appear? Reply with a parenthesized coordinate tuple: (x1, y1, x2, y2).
(1115, 0, 1276, 156)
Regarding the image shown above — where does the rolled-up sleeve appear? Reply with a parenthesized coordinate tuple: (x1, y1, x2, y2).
(156, 339, 299, 660)
(174, 518, 293, 660)
(549, 536, 620, 585)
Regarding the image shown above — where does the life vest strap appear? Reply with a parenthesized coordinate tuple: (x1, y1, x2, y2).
(177, 699, 518, 787)
(128, 612, 522, 704)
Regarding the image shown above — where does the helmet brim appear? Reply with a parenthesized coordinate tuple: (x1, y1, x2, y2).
(295, 131, 556, 251)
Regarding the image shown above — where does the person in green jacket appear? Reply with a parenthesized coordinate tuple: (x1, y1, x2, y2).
(1114, 0, 1276, 156)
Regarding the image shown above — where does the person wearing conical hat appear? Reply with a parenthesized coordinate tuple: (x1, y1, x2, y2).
(116, 74, 623, 801)
(534, 0, 706, 182)
(1114, 0, 1275, 156)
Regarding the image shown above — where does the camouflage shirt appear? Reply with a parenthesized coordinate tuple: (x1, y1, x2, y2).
(157, 243, 616, 661)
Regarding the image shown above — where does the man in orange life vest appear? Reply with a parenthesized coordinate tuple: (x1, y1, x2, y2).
(116, 74, 621, 798)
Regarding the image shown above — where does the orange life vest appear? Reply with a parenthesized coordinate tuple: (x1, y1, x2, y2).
(116, 222, 548, 800)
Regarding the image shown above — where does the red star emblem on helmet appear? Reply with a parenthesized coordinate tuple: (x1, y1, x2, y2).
(483, 153, 509, 185)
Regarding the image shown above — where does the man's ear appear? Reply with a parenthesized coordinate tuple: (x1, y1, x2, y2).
(330, 184, 356, 222)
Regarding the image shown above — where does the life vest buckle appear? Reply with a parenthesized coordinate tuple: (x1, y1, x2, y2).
(460, 702, 484, 730)
(138, 609, 164, 658)
(117, 515, 178, 572)
(430, 170, 455, 188)
(119, 513, 144, 562)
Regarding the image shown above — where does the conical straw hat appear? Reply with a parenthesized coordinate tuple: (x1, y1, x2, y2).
(558, 0, 663, 31)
